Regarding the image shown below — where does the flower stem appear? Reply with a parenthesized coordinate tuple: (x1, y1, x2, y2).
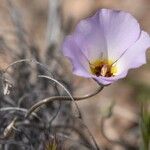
(25, 85, 104, 118)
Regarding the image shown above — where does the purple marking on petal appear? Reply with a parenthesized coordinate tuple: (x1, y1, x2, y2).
(92, 71, 128, 85)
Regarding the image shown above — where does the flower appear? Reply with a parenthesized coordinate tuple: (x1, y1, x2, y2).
(62, 9, 150, 85)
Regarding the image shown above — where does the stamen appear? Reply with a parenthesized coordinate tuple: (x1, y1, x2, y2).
(101, 64, 108, 77)
(89, 60, 117, 77)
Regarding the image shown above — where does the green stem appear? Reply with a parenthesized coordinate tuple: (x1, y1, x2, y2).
(140, 102, 150, 150)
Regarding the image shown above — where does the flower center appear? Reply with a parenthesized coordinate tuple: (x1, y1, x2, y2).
(89, 60, 117, 77)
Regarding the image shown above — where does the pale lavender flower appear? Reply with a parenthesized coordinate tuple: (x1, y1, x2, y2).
(62, 9, 150, 85)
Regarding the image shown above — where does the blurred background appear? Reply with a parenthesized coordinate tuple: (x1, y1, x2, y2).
(0, 0, 149, 150)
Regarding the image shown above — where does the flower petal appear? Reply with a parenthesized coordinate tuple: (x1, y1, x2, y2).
(62, 35, 91, 77)
(93, 31, 150, 85)
(93, 71, 128, 85)
(98, 9, 141, 61)
(62, 9, 150, 86)
(73, 12, 108, 61)
(116, 31, 150, 74)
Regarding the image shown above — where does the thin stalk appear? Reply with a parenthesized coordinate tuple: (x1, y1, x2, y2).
(25, 85, 104, 118)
